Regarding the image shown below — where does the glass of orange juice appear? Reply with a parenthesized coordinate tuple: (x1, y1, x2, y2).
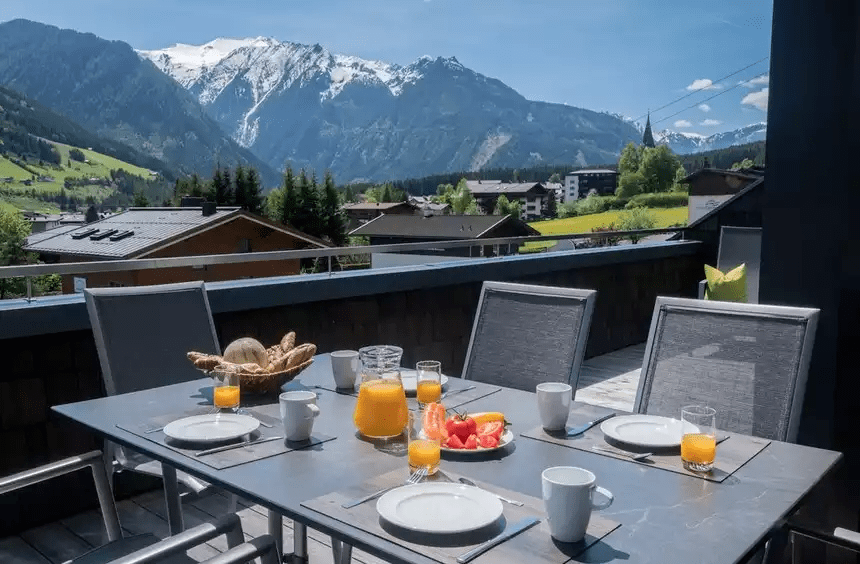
(416, 361, 442, 406)
(212, 366, 240, 411)
(680, 405, 717, 472)
(407, 410, 440, 475)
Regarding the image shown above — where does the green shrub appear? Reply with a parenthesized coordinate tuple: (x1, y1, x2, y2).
(587, 223, 620, 247)
(558, 201, 578, 218)
(617, 207, 657, 243)
(625, 192, 688, 209)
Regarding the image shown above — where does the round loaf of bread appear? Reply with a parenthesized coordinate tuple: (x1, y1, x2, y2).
(222, 337, 268, 368)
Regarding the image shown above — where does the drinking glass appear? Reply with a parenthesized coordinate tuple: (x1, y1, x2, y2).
(416, 360, 442, 406)
(681, 405, 717, 472)
(407, 410, 440, 475)
(212, 367, 240, 411)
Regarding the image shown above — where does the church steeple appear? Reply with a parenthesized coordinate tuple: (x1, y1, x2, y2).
(642, 112, 656, 148)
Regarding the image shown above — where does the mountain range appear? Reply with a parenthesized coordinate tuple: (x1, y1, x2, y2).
(139, 37, 641, 183)
(0, 19, 279, 185)
(655, 123, 767, 154)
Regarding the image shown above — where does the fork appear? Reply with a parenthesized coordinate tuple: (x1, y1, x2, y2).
(440, 386, 476, 401)
(341, 467, 427, 508)
(592, 445, 653, 461)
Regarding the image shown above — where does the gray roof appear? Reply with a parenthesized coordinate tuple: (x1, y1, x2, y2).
(25, 224, 81, 246)
(465, 181, 547, 195)
(568, 169, 618, 175)
(343, 202, 414, 211)
(23, 207, 327, 259)
(349, 213, 537, 239)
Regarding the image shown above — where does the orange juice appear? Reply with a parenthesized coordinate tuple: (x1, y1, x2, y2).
(353, 379, 408, 438)
(681, 433, 716, 469)
(214, 385, 240, 408)
(416, 381, 442, 404)
(408, 439, 440, 474)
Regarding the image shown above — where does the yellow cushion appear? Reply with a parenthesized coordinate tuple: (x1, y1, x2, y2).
(704, 263, 747, 302)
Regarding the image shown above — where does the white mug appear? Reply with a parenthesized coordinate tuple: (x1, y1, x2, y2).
(541, 466, 613, 543)
(279, 391, 321, 442)
(536, 382, 572, 431)
(330, 350, 360, 389)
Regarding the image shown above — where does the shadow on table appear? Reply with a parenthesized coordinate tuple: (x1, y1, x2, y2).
(566, 537, 630, 563)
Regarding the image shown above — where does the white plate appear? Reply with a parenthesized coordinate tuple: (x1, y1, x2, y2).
(399, 370, 449, 394)
(376, 482, 503, 534)
(163, 414, 260, 444)
(420, 429, 514, 453)
(600, 414, 699, 448)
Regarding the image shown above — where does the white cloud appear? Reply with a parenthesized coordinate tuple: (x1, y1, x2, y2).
(741, 87, 769, 111)
(700, 119, 723, 126)
(674, 120, 692, 128)
(686, 78, 721, 91)
(698, 104, 711, 112)
(739, 75, 769, 88)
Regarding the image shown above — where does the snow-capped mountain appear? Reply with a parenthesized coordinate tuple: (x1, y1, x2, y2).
(656, 123, 767, 154)
(140, 38, 640, 182)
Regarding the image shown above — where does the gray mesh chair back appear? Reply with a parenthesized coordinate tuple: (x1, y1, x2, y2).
(462, 281, 597, 392)
(635, 297, 819, 443)
(84, 281, 221, 396)
(717, 226, 762, 303)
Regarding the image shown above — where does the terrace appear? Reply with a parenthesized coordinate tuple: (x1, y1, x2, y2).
(0, 1, 858, 561)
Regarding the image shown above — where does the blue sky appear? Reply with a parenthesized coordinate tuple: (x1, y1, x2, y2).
(3, 0, 772, 135)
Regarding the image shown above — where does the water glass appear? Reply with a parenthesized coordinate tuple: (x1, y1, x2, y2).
(416, 360, 442, 405)
(681, 405, 717, 472)
(212, 367, 240, 411)
(407, 410, 440, 475)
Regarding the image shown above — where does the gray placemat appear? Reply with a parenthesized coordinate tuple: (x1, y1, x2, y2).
(302, 467, 619, 564)
(118, 406, 335, 470)
(316, 378, 501, 411)
(521, 409, 770, 483)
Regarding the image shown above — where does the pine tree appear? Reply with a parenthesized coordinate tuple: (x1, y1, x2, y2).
(293, 169, 321, 237)
(381, 184, 393, 203)
(245, 167, 262, 213)
(221, 166, 234, 205)
(280, 166, 298, 227)
(320, 170, 346, 246)
(233, 166, 247, 209)
(642, 112, 656, 148)
(212, 163, 229, 204)
(343, 184, 356, 203)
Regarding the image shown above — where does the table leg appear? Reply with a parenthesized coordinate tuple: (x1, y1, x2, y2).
(332, 539, 353, 564)
(267, 510, 283, 556)
(161, 464, 184, 535)
(291, 522, 308, 564)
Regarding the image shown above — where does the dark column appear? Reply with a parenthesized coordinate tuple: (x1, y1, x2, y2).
(762, 0, 860, 557)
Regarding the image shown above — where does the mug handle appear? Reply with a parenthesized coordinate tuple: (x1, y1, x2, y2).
(592, 486, 613, 510)
(306, 404, 321, 419)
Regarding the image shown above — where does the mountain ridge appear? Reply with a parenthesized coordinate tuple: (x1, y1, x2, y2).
(656, 122, 767, 154)
(140, 36, 641, 183)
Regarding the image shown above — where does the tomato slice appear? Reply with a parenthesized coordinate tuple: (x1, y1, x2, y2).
(464, 434, 478, 450)
(476, 421, 504, 440)
(423, 403, 448, 440)
(445, 434, 465, 449)
(477, 434, 499, 449)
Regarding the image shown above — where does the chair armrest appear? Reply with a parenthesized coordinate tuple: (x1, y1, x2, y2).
(0, 450, 122, 542)
(199, 536, 280, 564)
(106, 514, 245, 564)
(698, 279, 707, 299)
(788, 523, 860, 552)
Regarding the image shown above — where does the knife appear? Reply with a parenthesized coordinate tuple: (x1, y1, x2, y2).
(566, 413, 616, 437)
(195, 435, 283, 457)
(456, 517, 541, 563)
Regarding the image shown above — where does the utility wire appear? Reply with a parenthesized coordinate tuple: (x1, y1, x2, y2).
(652, 69, 769, 125)
(632, 56, 769, 123)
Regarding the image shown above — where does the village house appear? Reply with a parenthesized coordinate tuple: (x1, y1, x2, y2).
(465, 180, 550, 220)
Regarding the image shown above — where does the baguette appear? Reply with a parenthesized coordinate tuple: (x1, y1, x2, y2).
(280, 332, 296, 352)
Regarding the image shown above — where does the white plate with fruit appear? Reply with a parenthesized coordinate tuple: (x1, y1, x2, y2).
(420, 406, 512, 453)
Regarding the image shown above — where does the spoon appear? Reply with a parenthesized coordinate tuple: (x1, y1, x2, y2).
(458, 477, 524, 506)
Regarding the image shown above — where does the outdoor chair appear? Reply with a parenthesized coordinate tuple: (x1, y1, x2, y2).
(462, 281, 597, 392)
(634, 296, 819, 443)
(698, 226, 762, 303)
(84, 281, 222, 534)
(0, 450, 253, 564)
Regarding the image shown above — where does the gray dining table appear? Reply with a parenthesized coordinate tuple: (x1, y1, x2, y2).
(52, 354, 842, 564)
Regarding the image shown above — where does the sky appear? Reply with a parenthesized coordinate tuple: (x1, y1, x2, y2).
(2, 0, 773, 136)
